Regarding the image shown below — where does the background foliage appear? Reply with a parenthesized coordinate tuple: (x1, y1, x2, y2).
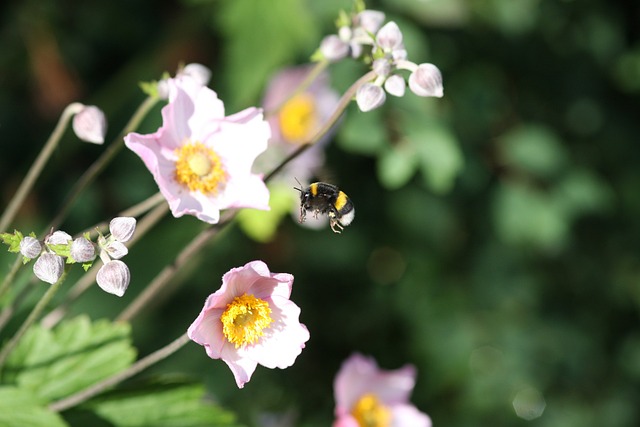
(1, 0, 639, 426)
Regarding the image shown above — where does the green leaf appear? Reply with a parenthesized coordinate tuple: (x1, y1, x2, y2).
(338, 108, 387, 155)
(236, 185, 296, 242)
(497, 124, 568, 179)
(4, 315, 136, 402)
(84, 382, 243, 427)
(1, 230, 23, 253)
(0, 387, 68, 427)
(216, 0, 318, 108)
(410, 124, 464, 194)
(377, 142, 419, 190)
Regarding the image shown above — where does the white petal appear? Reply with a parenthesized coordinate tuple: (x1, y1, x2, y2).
(96, 260, 131, 297)
(356, 83, 386, 112)
(105, 241, 128, 260)
(180, 63, 212, 87)
(20, 236, 42, 259)
(109, 217, 136, 242)
(33, 253, 64, 285)
(72, 105, 107, 144)
(70, 237, 96, 262)
(409, 63, 444, 97)
(385, 75, 406, 97)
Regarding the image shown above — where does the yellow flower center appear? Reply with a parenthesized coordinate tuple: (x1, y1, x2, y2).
(220, 293, 273, 348)
(278, 93, 318, 144)
(352, 394, 391, 427)
(174, 141, 226, 194)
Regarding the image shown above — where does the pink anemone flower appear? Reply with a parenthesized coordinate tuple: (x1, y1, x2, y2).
(124, 76, 270, 224)
(188, 260, 310, 388)
(333, 353, 432, 427)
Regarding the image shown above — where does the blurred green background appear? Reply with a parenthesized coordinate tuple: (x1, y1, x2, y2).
(1, 0, 639, 426)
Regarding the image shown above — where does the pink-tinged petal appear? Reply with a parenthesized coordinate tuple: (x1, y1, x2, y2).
(169, 190, 221, 224)
(221, 349, 259, 388)
(187, 307, 226, 356)
(391, 404, 432, 427)
(217, 175, 270, 211)
(332, 415, 360, 427)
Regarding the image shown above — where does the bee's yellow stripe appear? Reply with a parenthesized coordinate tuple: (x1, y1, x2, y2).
(310, 183, 319, 196)
(335, 191, 349, 211)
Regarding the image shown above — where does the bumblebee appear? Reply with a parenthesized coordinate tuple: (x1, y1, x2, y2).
(295, 182, 355, 233)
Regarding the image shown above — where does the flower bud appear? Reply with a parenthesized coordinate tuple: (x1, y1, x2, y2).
(356, 83, 386, 112)
(46, 230, 72, 246)
(409, 63, 444, 98)
(357, 10, 386, 34)
(96, 260, 130, 297)
(372, 59, 391, 78)
(104, 241, 128, 260)
(33, 253, 64, 285)
(385, 75, 406, 97)
(20, 236, 42, 259)
(70, 237, 96, 262)
(320, 35, 350, 62)
(180, 63, 212, 87)
(72, 105, 107, 144)
(109, 217, 136, 242)
(376, 21, 403, 52)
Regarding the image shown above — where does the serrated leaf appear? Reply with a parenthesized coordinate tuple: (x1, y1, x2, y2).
(4, 315, 136, 402)
(84, 382, 243, 427)
(410, 124, 464, 193)
(377, 143, 419, 190)
(0, 387, 68, 427)
(1, 231, 23, 253)
(216, 0, 318, 107)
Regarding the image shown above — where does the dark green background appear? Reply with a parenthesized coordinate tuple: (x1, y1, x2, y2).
(1, 0, 639, 426)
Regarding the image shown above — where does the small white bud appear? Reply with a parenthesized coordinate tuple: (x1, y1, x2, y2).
(356, 83, 386, 112)
(409, 63, 444, 97)
(109, 217, 136, 242)
(70, 237, 96, 263)
(96, 260, 130, 297)
(376, 21, 403, 52)
(33, 253, 64, 285)
(72, 105, 107, 144)
(357, 10, 386, 34)
(180, 63, 212, 87)
(46, 230, 72, 246)
(320, 35, 350, 62)
(372, 59, 391, 77)
(385, 75, 406, 97)
(20, 236, 42, 259)
(104, 241, 128, 260)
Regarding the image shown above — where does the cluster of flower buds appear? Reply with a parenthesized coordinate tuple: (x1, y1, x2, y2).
(2, 217, 136, 297)
(318, 8, 443, 112)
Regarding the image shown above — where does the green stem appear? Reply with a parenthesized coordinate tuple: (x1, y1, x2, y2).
(0, 256, 23, 302)
(46, 96, 160, 233)
(0, 272, 66, 375)
(0, 103, 83, 233)
(49, 332, 191, 413)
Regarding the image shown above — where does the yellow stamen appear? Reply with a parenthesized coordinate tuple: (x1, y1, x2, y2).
(175, 141, 226, 194)
(278, 93, 318, 144)
(352, 394, 391, 427)
(220, 294, 273, 348)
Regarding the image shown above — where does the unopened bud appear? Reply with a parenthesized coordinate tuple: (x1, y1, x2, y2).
(180, 63, 212, 87)
(96, 260, 130, 297)
(372, 59, 391, 78)
(33, 253, 64, 284)
(20, 236, 42, 259)
(70, 237, 96, 263)
(376, 21, 403, 52)
(109, 217, 136, 242)
(385, 75, 406, 97)
(320, 35, 350, 62)
(357, 10, 386, 34)
(46, 230, 72, 246)
(356, 83, 386, 112)
(73, 105, 107, 144)
(409, 63, 444, 98)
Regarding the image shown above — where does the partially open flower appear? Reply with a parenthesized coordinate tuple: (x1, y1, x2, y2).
(33, 253, 65, 285)
(125, 77, 270, 224)
(333, 353, 432, 427)
(19, 236, 42, 259)
(96, 260, 130, 297)
(188, 260, 310, 388)
(72, 105, 107, 144)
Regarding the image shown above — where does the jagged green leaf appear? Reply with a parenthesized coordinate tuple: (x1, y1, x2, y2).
(0, 387, 68, 427)
(4, 315, 136, 402)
